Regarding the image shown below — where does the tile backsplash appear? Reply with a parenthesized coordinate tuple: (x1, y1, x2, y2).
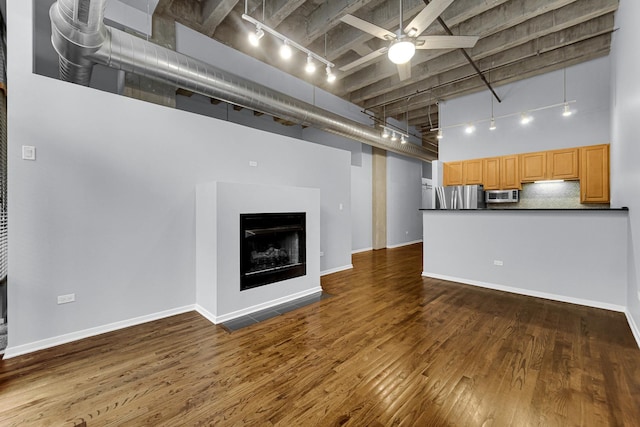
(495, 181, 608, 209)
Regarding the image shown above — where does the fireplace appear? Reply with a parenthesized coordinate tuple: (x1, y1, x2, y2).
(240, 212, 306, 291)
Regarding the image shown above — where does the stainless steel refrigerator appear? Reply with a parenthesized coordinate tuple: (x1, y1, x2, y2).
(435, 185, 486, 209)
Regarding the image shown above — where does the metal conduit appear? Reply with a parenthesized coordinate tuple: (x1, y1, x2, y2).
(49, 0, 435, 162)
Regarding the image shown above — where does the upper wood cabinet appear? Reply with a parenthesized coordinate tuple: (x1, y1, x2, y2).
(580, 144, 609, 203)
(483, 157, 501, 190)
(548, 148, 579, 180)
(443, 161, 464, 186)
(520, 152, 547, 182)
(463, 159, 483, 185)
(500, 155, 521, 189)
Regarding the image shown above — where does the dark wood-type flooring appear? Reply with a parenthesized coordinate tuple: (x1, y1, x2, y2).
(1, 244, 639, 426)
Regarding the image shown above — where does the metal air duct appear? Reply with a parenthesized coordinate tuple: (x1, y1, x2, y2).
(49, 0, 435, 161)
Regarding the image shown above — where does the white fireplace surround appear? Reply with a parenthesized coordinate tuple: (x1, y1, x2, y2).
(195, 182, 321, 323)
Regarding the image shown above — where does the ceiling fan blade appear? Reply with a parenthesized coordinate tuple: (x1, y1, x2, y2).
(397, 62, 411, 81)
(339, 48, 388, 72)
(405, 0, 454, 37)
(340, 14, 397, 40)
(415, 35, 479, 49)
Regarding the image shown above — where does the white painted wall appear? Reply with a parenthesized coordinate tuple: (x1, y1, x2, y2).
(439, 57, 611, 162)
(611, 0, 640, 344)
(196, 182, 321, 322)
(423, 210, 628, 310)
(6, 0, 351, 354)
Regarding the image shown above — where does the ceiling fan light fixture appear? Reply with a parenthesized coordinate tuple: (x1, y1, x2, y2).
(248, 27, 264, 47)
(381, 127, 390, 138)
(388, 38, 415, 64)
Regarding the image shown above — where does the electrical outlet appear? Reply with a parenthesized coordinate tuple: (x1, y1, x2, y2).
(57, 293, 75, 305)
(493, 260, 504, 266)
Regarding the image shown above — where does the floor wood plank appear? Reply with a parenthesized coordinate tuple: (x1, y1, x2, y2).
(1, 244, 639, 426)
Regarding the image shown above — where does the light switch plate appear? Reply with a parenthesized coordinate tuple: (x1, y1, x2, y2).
(22, 145, 36, 161)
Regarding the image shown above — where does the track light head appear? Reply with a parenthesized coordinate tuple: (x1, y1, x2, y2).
(305, 55, 316, 74)
(381, 127, 390, 138)
(437, 129, 443, 139)
(248, 27, 264, 47)
(520, 113, 532, 125)
(326, 65, 336, 83)
(465, 124, 476, 134)
(562, 103, 572, 117)
(391, 132, 398, 142)
(489, 118, 496, 131)
(400, 135, 407, 144)
(280, 40, 292, 60)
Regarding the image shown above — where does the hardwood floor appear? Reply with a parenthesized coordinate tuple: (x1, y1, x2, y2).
(1, 243, 639, 426)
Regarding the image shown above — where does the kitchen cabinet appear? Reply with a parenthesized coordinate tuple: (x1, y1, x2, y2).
(483, 157, 501, 190)
(580, 144, 609, 203)
(463, 159, 483, 185)
(500, 155, 521, 189)
(548, 148, 579, 180)
(520, 151, 547, 182)
(443, 161, 464, 186)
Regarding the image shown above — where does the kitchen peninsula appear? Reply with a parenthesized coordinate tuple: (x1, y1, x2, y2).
(421, 208, 629, 311)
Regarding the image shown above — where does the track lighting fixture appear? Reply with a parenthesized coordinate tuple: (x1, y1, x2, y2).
(520, 113, 532, 125)
(242, 6, 335, 82)
(489, 118, 496, 131)
(305, 55, 316, 74)
(380, 125, 409, 142)
(465, 124, 476, 134)
(280, 40, 292, 60)
(562, 102, 572, 117)
(326, 65, 336, 83)
(248, 26, 264, 47)
(437, 129, 443, 139)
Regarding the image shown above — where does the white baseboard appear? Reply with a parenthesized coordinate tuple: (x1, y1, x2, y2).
(3, 305, 196, 359)
(387, 239, 423, 249)
(196, 286, 323, 324)
(351, 247, 373, 254)
(422, 272, 627, 313)
(625, 310, 640, 349)
(321, 264, 353, 276)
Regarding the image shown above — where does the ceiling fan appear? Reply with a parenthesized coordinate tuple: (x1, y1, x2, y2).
(339, 0, 479, 81)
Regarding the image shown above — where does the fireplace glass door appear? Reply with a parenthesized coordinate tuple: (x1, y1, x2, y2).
(240, 212, 306, 291)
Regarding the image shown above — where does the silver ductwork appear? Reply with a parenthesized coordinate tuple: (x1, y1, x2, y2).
(49, 0, 435, 161)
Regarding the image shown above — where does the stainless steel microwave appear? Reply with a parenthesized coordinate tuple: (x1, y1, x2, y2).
(485, 189, 519, 203)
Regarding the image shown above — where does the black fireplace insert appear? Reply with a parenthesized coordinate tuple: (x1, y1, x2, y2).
(240, 212, 306, 291)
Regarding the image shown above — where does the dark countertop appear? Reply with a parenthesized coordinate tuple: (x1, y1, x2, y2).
(420, 207, 629, 211)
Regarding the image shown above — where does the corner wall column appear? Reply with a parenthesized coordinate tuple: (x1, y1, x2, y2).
(372, 147, 387, 250)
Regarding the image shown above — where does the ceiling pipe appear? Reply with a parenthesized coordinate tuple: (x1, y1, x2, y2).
(49, 0, 436, 162)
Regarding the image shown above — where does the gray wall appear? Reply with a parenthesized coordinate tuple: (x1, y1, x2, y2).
(6, 0, 351, 353)
(611, 0, 640, 343)
(387, 152, 423, 247)
(439, 57, 611, 162)
(423, 210, 628, 309)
